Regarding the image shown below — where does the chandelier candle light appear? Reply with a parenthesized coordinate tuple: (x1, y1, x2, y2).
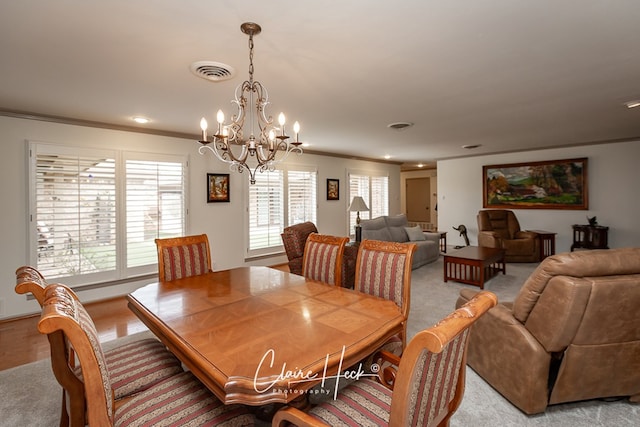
(198, 22, 302, 184)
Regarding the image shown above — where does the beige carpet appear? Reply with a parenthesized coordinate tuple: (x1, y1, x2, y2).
(1, 258, 638, 426)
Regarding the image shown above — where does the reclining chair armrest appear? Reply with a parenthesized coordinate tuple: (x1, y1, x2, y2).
(457, 290, 552, 415)
(478, 231, 501, 248)
(515, 230, 538, 239)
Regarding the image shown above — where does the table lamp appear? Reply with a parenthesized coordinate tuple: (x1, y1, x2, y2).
(348, 196, 369, 242)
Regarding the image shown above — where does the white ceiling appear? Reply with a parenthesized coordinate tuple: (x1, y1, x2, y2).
(1, 1, 639, 169)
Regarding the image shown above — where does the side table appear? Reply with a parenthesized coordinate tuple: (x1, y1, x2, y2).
(436, 231, 447, 253)
(571, 224, 609, 251)
(527, 230, 556, 261)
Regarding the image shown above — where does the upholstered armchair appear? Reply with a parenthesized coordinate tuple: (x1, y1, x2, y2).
(281, 222, 357, 288)
(477, 209, 540, 262)
(456, 248, 640, 414)
(281, 222, 318, 275)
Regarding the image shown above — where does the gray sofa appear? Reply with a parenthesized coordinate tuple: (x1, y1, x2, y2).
(360, 214, 440, 269)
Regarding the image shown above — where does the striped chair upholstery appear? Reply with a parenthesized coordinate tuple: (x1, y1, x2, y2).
(77, 338, 184, 399)
(155, 234, 212, 282)
(272, 291, 498, 427)
(15, 266, 184, 427)
(38, 284, 254, 427)
(354, 240, 417, 352)
(114, 371, 254, 427)
(308, 379, 392, 426)
(302, 233, 349, 287)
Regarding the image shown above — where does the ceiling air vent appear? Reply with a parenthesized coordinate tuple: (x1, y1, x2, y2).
(190, 61, 235, 82)
(387, 122, 414, 130)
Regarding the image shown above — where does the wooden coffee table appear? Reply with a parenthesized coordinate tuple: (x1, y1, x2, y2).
(444, 246, 506, 289)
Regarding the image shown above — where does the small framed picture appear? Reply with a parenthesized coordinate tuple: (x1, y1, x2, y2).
(207, 173, 230, 203)
(327, 178, 339, 200)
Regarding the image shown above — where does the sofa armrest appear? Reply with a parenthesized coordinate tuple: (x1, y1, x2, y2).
(423, 232, 440, 243)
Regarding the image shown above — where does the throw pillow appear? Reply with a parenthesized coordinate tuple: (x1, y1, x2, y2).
(405, 225, 426, 241)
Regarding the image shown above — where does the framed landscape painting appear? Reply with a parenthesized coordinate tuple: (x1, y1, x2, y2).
(483, 158, 588, 210)
(207, 173, 230, 203)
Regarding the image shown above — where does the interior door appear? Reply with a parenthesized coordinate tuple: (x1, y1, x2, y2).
(406, 177, 430, 222)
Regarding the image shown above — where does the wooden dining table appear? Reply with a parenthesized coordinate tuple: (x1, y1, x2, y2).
(126, 266, 404, 406)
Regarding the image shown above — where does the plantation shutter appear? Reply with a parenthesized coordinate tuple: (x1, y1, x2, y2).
(287, 169, 317, 226)
(348, 172, 389, 235)
(33, 145, 117, 280)
(370, 175, 389, 219)
(248, 170, 284, 252)
(125, 159, 185, 269)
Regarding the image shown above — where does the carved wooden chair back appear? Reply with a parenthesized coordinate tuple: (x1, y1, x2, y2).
(38, 284, 116, 425)
(302, 233, 349, 287)
(354, 239, 416, 350)
(15, 266, 86, 427)
(389, 291, 497, 426)
(15, 265, 55, 305)
(17, 267, 185, 427)
(155, 233, 212, 282)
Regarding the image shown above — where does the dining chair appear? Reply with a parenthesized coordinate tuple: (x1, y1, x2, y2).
(353, 239, 417, 354)
(272, 290, 498, 427)
(15, 266, 185, 427)
(155, 233, 212, 282)
(37, 283, 255, 426)
(301, 233, 349, 287)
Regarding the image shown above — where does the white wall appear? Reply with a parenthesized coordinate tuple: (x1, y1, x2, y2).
(437, 141, 640, 251)
(0, 116, 400, 319)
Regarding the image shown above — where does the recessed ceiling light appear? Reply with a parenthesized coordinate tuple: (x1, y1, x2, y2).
(417, 163, 424, 168)
(624, 100, 640, 109)
(384, 155, 391, 160)
(133, 117, 150, 124)
(462, 144, 481, 149)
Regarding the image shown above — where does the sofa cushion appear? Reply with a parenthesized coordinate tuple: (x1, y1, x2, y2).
(405, 225, 426, 241)
(360, 216, 392, 241)
(385, 214, 410, 242)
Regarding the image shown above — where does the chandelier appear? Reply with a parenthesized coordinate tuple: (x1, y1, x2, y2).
(198, 22, 303, 184)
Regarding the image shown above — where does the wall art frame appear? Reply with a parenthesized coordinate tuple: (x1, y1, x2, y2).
(483, 157, 588, 210)
(327, 178, 339, 200)
(207, 173, 230, 203)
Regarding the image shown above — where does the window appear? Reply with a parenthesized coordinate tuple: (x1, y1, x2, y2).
(29, 142, 186, 286)
(247, 166, 316, 257)
(348, 172, 389, 235)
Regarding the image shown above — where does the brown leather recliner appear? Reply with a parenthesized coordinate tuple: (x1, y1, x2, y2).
(456, 248, 640, 414)
(477, 209, 540, 262)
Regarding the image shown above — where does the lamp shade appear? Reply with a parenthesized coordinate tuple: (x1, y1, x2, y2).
(348, 196, 369, 212)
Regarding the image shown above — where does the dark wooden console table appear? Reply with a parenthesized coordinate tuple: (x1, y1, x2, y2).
(571, 224, 609, 251)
